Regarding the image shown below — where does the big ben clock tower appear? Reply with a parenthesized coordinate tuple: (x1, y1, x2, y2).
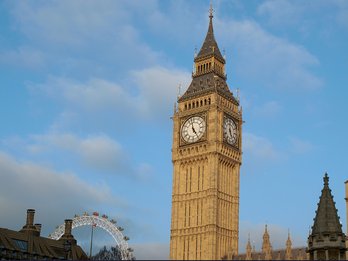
(170, 6, 242, 260)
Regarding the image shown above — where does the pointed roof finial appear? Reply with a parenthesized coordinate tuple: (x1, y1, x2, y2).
(209, 0, 214, 20)
(324, 172, 329, 186)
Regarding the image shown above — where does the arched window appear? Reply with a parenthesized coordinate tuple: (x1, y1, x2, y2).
(204, 99, 207, 105)
(200, 100, 203, 106)
(189, 103, 191, 109)
(185, 104, 187, 110)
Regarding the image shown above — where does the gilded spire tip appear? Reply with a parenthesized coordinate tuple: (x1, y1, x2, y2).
(209, 0, 214, 19)
(324, 172, 329, 185)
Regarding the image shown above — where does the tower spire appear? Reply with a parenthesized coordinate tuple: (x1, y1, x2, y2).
(178, 2, 239, 106)
(194, 2, 224, 64)
(246, 233, 252, 260)
(307, 173, 347, 260)
(209, 0, 213, 20)
(285, 229, 292, 260)
(262, 224, 272, 259)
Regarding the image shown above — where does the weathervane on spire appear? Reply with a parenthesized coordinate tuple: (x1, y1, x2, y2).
(209, 0, 214, 19)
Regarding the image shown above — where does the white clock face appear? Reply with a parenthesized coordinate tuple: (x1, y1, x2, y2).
(181, 116, 206, 143)
(224, 117, 237, 145)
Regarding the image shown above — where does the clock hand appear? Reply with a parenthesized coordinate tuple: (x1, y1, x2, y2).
(229, 127, 232, 136)
(192, 125, 197, 135)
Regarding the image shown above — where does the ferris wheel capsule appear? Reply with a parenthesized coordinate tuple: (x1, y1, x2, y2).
(118, 226, 124, 231)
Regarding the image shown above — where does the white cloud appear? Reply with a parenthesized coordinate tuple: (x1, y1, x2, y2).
(0, 46, 45, 69)
(29, 66, 190, 125)
(257, 0, 303, 26)
(253, 101, 282, 118)
(7, 1, 161, 74)
(289, 137, 314, 154)
(33, 77, 135, 113)
(243, 132, 281, 161)
(0, 151, 125, 236)
(335, 0, 348, 29)
(26, 132, 139, 177)
(131, 66, 191, 119)
(217, 18, 322, 90)
(258, 0, 348, 31)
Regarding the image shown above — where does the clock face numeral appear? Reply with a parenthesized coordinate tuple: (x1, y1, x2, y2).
(181, 116, 206, 143)
(224, 117, 238, 145)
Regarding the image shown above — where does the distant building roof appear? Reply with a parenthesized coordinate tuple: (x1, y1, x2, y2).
(232, 247, 308, 260)
(311, 173, 344, 235)
(0, 209, 87, 260)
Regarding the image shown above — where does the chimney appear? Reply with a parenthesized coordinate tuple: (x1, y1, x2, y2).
(34, 224, 42, 235)
(20, 209, 38, 234)
(60, 219, 76, 244)
(26, 209, 35, 226)
(64, 219, 73, 236)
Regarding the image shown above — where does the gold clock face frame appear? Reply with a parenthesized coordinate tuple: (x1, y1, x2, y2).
(181, 115, 206, 144)
(224, 116, 238, 146)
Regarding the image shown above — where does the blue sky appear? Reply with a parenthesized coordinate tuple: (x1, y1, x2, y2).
(0, 0, 348, 259)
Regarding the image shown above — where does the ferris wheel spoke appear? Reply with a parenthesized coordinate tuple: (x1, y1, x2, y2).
(48, 213, 133, 260)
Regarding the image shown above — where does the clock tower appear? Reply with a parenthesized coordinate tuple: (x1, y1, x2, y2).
(170, 6, 243, 260)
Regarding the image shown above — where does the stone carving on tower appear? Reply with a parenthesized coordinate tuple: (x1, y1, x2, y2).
(169, 4, 242, 260)
(307, 173, 346, 260)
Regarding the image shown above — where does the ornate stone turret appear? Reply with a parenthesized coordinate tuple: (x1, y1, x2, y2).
(245, 234, 252, 260)
(285, 230, 292, 260)
(307, 173, 346, 260)
(262, 225, 272, 260)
